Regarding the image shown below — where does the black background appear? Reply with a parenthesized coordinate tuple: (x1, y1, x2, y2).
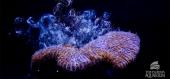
(0, 0, 169, 79)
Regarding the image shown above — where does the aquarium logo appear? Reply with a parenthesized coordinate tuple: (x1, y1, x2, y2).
(145, 61, 165, 78)
(150, 61, 160, 70)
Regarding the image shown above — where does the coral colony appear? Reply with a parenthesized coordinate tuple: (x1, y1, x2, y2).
(15, 0, 140, 72)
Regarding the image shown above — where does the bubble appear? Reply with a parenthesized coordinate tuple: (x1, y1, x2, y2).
(14, 17, 24, 24)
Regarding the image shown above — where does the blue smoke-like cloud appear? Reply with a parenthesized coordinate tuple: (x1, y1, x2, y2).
(14, 0, 114, 49)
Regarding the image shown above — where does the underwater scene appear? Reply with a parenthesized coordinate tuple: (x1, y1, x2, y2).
(0, 0, 169, 79)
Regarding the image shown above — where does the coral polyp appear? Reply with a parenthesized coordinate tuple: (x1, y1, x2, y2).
(31, 31, 140, 71)
(14, 0, 140, 72)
